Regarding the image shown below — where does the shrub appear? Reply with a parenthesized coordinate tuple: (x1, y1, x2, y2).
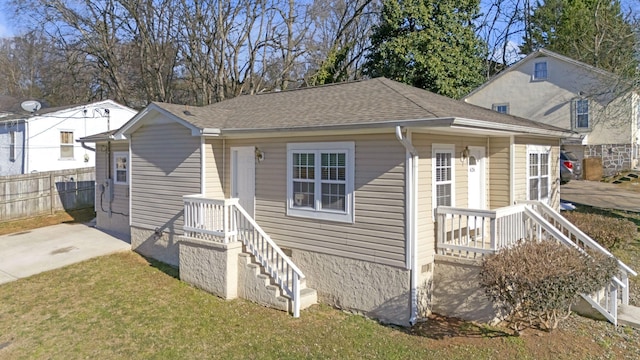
(479, 240, 618, 332)
(563, 212, 637, 250)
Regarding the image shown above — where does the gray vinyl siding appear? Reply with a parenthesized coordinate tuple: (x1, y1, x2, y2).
(488, 137, 511, 208)
(221, 134, 407, 268)
(94, 140, 130, 236)
(413, 133, 489, 265)
(204, 139, 224, 198)
(131, 122, 201, 232)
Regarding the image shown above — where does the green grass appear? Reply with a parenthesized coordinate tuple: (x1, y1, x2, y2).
(2, 204, 640, 358)
(0, 252, 636, 359)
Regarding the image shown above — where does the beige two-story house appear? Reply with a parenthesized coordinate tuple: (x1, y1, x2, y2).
(465, 49, 640, 176)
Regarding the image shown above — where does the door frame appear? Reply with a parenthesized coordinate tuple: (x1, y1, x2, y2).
(230, 146, 256, 218)
(467, 146, 486, 210)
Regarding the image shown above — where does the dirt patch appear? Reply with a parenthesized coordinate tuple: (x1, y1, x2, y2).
(0, 208, 95, 236)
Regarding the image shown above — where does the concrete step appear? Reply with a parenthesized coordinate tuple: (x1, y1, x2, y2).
(238, 251, 317, 314)
(618, 305, 640, 328)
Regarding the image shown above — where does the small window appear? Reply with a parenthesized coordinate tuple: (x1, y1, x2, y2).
(60, 131, 74, 159)
(492, 103, 509, 114)
(533, 61, 548, 80)
(113, 152, 129, 185)
(9, 131, 16, 162)
(573, 99, 589, 129)
(287, 142, 354, 223)
(433, 144, 455, 208)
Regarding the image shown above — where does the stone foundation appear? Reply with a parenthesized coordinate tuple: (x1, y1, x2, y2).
(291, 249, 412, 326)
(178, 238, 242, 299)
(131, 226, 180, 267)
(432, 255, 501, 323)
(585, 143, 638, 176)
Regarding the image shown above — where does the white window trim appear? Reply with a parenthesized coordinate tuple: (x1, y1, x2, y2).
(573, 98, 590, 129)
(526, 145, 551, 203)
(59, 130, 75, 160)
(113, 151, 129, 185)
(533, 61, 548, 81)
(286, 142, 355, 223)
(432, 144, 456, 210)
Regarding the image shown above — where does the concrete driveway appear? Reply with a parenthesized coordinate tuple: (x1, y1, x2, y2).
(561, 180, 640, 212)
(0, 222, 130, 285)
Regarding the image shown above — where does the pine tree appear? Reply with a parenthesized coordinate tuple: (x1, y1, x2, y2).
(364, 0, 486, 99)
(521, 0, 637, 77)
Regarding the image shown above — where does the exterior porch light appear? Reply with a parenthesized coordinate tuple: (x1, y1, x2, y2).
(461, 146, 470, 162)
(255, 147, 265, 162)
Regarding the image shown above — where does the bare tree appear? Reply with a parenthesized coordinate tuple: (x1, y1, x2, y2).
(305, 0, 379, 85)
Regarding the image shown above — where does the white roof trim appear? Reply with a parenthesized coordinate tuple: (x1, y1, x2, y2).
(116, 103, 206, 138)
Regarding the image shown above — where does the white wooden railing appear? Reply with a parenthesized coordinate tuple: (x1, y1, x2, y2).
(436, 204, 529, 258)
(183, 195, 306, 317)
(520, 200, 637, 325)
(437, 201, 637, 325)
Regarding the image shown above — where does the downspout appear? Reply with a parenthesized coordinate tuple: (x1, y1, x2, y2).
(395, 126, 419, 325)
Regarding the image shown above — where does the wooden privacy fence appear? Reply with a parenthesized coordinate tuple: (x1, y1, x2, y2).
(0, 167, 95, 221)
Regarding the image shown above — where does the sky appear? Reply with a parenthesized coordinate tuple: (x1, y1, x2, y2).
(0, 0, 13, 38)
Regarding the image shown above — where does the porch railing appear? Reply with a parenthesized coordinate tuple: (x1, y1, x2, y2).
(436, 201, 637, 326)
(436, 204, 529, 258)
(182, 194, 306, 318)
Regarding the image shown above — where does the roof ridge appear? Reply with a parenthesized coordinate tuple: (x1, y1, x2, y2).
(253, 78, 371, 97)
(377, 78, 439, 118)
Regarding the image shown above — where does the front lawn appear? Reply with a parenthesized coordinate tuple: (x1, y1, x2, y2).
(1, 252, 640, 359)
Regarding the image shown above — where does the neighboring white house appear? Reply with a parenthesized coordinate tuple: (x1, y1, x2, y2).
(0, 100, 137, 176)
(465, 49, 640, 176)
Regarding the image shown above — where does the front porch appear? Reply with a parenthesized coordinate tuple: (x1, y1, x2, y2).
(436, 201, 637, 325)
(181, 194, 317, 317)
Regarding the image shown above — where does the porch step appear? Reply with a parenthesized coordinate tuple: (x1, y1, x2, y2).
(618, 305, 640, 328)
(238, 253, 317, 313)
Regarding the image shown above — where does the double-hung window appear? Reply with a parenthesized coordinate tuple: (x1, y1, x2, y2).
(60, 131, 74, 159)
(533, 61, 548, 80)
(527, 146, 551, 203)
(573, 99, 589, 129)
(287, 142, 355, 223)
(9, 131, 15, 161)
(433, 144, 455, 208)
(113, 152, 129, 185)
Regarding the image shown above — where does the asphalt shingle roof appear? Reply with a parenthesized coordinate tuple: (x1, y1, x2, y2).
(151, 77, 567, 134)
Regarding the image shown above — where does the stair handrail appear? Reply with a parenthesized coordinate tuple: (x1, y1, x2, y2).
(519, 200, 637, 277)
(231, 202, 306, 318)
(523, 206, 626, 325)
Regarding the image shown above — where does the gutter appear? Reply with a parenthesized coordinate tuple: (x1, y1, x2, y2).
(80, 141, 96, 152)
(451, 118, 579, 139)
(395, 126, 419, 325)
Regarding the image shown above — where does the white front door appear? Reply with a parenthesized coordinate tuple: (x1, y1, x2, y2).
(231, 146, 256, 218)
(467, 146, 486, 210)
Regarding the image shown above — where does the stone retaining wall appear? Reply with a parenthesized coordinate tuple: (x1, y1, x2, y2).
(585, 144, 638, 176)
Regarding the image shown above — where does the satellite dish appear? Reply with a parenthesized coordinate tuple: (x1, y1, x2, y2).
(21, 100, 42, 113)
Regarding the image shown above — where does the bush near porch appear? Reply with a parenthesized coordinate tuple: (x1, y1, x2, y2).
(479, 240, 618, 332)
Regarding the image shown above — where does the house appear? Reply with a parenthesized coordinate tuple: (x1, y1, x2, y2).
(465, 49, 640, 176)
(80, 77, 634, 326)
(0, 100, 136, 176)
